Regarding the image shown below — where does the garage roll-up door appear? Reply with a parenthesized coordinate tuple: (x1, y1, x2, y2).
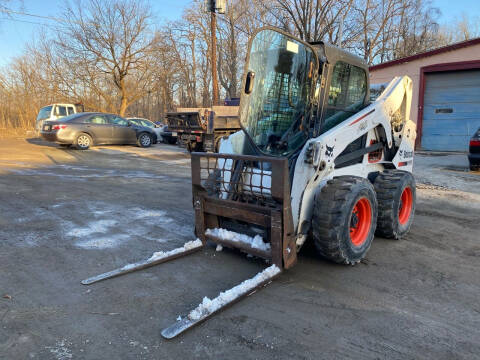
(421, 69, 480, 151)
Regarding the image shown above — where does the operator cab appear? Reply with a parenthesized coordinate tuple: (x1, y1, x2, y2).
(237, 27, 370, 159)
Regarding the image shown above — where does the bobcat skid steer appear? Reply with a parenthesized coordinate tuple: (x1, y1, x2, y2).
(82, 27, 416, 339)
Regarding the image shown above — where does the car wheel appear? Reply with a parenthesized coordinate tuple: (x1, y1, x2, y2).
(137, 133, 152, 148)
(75, 133, 92, 150)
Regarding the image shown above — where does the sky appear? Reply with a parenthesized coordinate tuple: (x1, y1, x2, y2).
(0, 0, 478, 66)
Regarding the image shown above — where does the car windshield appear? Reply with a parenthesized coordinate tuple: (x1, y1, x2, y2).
(37, 106, 52, 121)
(140, 120, 154, 128)
(240, 29, 317, 156)
(129, 118, 153, 127)
(112, 116, 128, 126)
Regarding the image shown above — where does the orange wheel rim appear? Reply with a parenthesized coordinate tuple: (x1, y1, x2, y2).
(350, 197, 372, 246)
(398, 187, 413, 225)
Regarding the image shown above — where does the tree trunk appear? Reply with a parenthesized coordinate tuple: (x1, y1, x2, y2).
(119, 89, 128, 117)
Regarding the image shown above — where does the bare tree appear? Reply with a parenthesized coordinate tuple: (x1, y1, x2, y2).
(443, 14, 480, 42)
(1, 0, 476, 133)
(263, 0, 353, 42)
(56, 0, 158, 116)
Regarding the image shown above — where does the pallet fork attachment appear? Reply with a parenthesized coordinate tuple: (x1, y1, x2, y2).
(81, 153, 296, 338)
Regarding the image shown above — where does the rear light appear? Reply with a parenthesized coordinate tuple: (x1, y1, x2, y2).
(53, 124, 68, 130)
(470, 140, 480, 147)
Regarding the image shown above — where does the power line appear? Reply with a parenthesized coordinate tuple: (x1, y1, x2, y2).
(0, 16, 57, 27)
(0, 8, 67, 23)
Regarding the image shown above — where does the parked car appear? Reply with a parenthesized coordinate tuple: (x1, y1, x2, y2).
(40, 112, 157, 150)
(468, 127, 480, 171)
(36, 103, 78, 133)
(127, 118, 163, 143)
(159, 124, 177, 144)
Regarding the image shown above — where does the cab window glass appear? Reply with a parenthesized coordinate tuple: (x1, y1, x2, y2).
(86, 115, 108, 125)
(56, 106, 67, 117)
(321, 62, 366, 133)
(67, 107, 75, 115)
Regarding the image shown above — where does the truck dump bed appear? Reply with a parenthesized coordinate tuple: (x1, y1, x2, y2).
(165, 109, 241, 152)
(166, 112, 204, 132)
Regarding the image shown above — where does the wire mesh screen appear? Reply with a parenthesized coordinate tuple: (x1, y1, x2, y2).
(195, 154, 282, 207)
(256, 72, 299, 136)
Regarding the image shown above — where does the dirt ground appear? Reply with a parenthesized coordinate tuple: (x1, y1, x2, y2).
(0, 138, 479, 360)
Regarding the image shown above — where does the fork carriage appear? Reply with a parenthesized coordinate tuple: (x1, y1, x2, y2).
(191, 152, 297, 269)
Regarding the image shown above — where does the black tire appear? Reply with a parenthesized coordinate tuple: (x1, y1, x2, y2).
(312, 177, 378, 265)
(374, 170, 416, 239)
(75, 133, 92, 150)
(194, 142, 203, 152)
(137, 132, 152, 148)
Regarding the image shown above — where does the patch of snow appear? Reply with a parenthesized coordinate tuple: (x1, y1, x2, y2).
(148, 239, 203, 261)
(75, 234, 130, 249)
(176, 315, 182, 321)
(216, 244, 223, 252)
(205, 228, 270, 252)
(121, 263, 138, 271)
(188, 265, 281, 321)
(133, 209, 167, 219)
(45, 339, 73, 360)
(67, 219, 117, 237)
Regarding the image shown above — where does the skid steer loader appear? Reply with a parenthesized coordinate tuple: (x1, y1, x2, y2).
(82, 27, 416, 338)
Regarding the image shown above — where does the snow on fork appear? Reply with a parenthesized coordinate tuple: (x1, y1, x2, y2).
(188, 265, 281, 320)
(205, 228, 270, 251)
(81, 240, 203, 285)
(161, 265, 281, 339)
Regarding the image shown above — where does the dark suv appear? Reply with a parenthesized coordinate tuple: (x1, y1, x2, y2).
(40, 112, 157, 150)
(468, 127, 480, 171)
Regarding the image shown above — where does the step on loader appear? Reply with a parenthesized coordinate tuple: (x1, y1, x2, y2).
(82, 27, 416, 339)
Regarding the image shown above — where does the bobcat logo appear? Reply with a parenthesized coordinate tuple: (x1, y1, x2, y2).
(325, 144, 335, 157)
(399, 150, 413, 158)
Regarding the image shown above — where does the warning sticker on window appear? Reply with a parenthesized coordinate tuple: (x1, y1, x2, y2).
(286, 41, 299, 54)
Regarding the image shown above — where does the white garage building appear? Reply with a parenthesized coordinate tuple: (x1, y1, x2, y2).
(369, 38, 480, 151)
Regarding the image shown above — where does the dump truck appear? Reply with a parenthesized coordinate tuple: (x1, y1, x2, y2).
(166, 106, 240, 152)
(82, 27, 416, 339)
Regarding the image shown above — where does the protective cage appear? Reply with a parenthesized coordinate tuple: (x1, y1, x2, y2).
(191, 152, 297, 269)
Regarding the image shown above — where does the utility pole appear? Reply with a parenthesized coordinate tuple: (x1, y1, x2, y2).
(210, 10, 219, 106)
(206, 0, 225, 106)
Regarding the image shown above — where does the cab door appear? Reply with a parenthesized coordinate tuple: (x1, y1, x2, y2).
(84, 115, 113, 144)
(111, 116, 137, 144)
